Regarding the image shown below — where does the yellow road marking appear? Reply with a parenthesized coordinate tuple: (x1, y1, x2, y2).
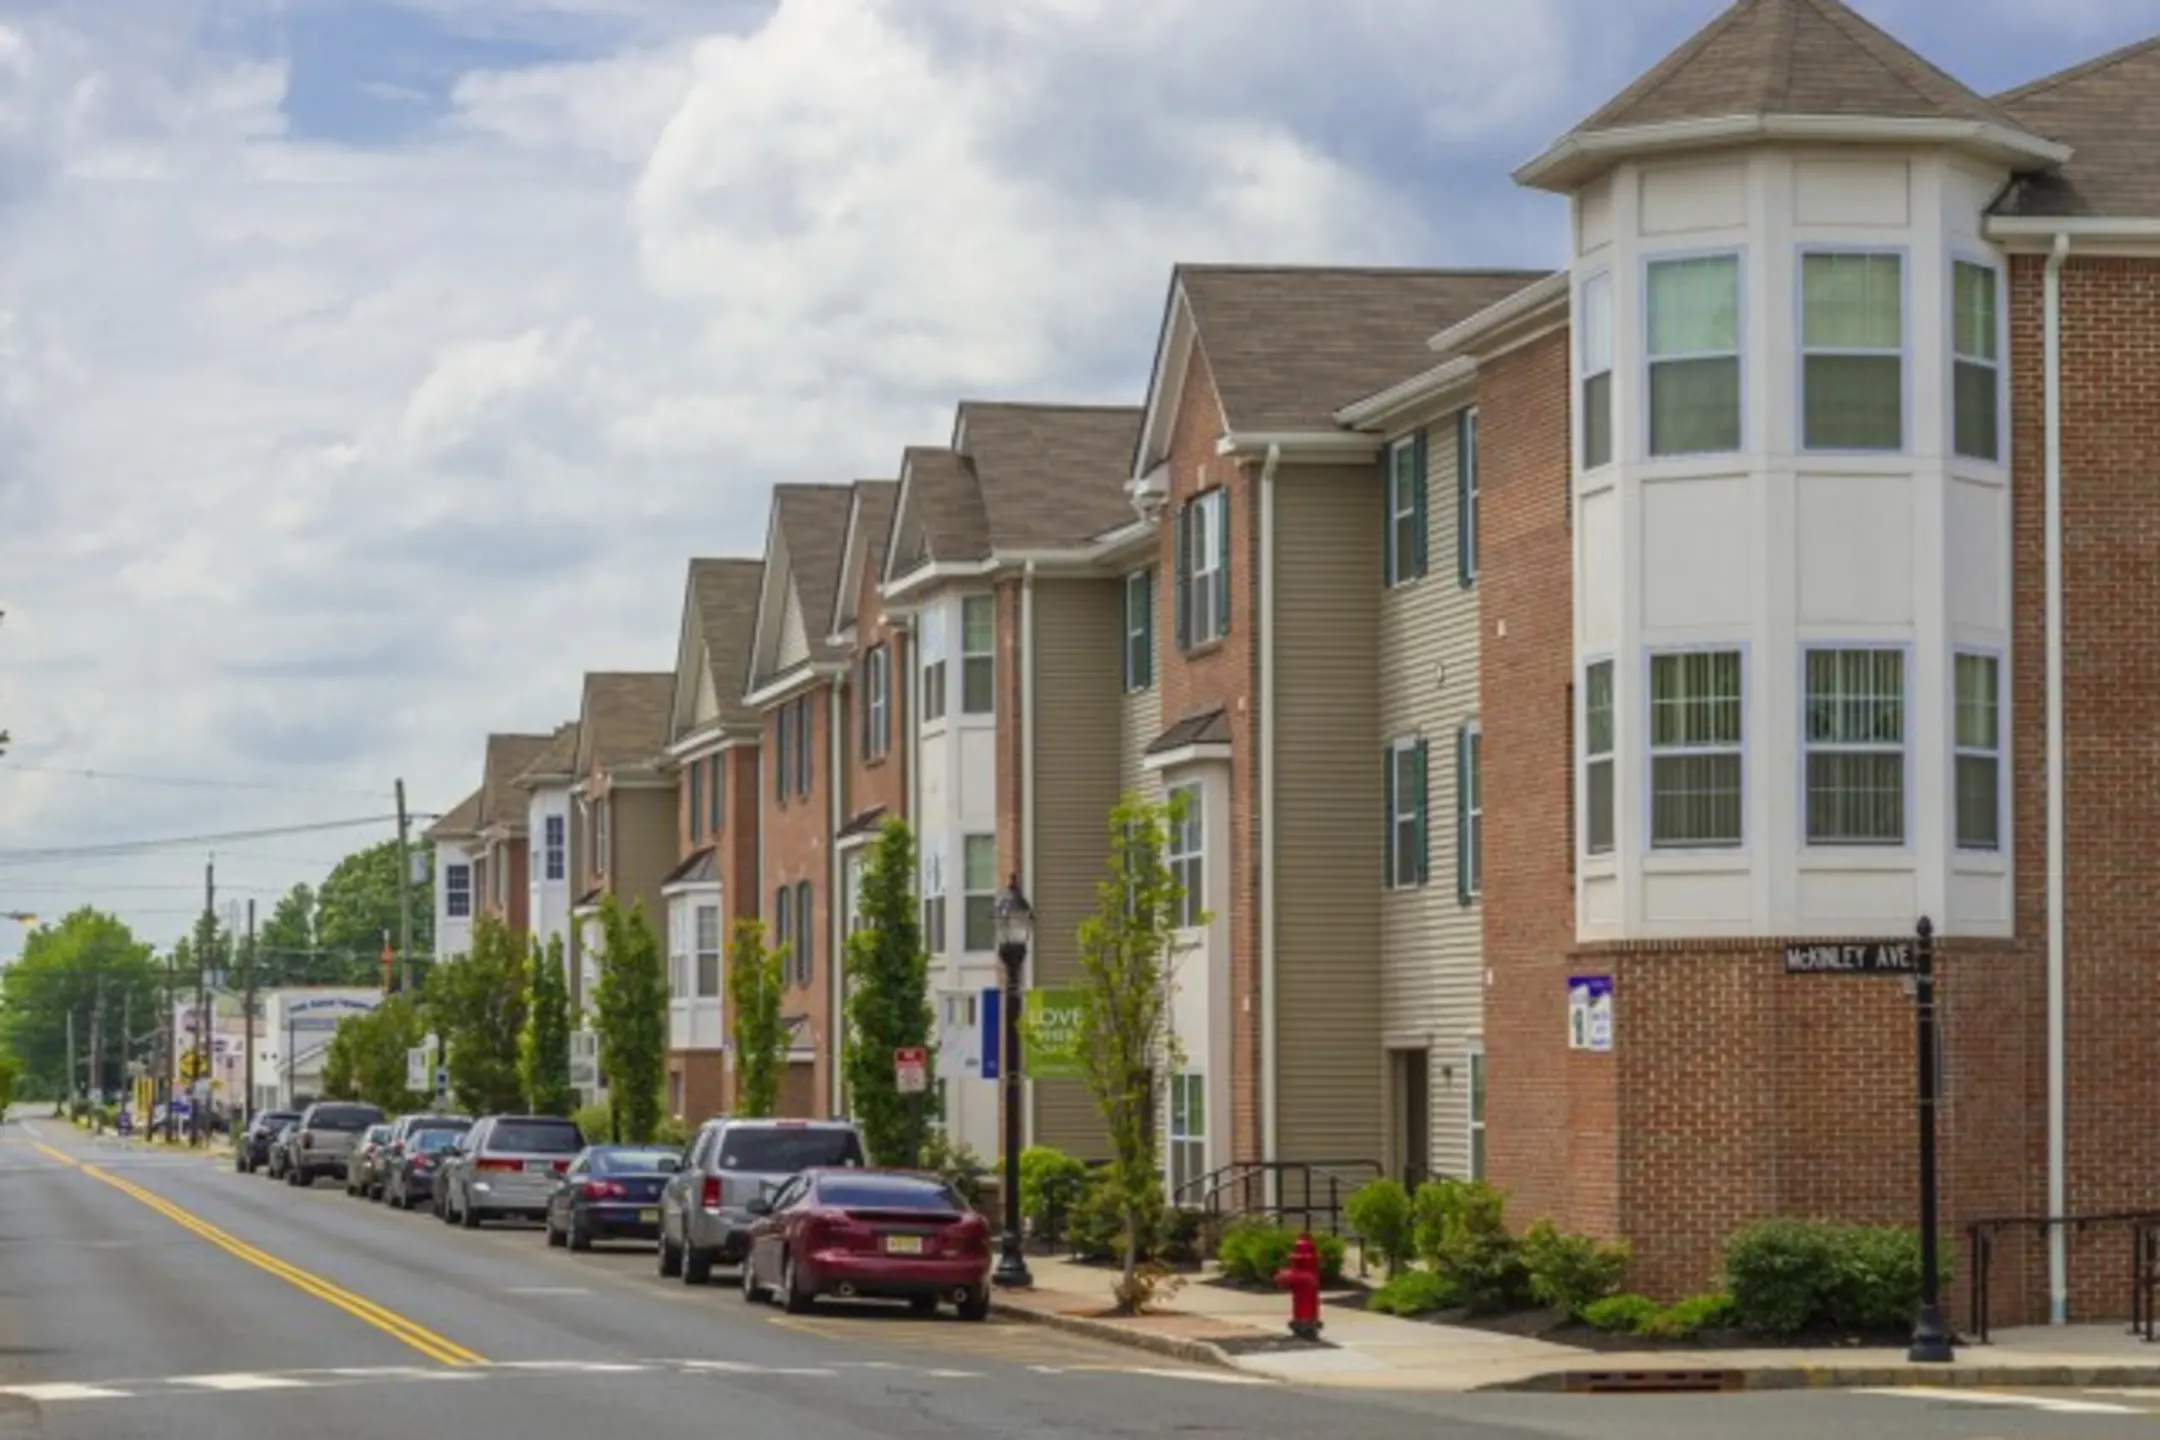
(35, 1141, 483, 1367)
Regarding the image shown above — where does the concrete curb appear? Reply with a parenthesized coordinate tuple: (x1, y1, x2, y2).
(986, 1297, 1260, 1377)
(1480, 1361, 2160, 1394)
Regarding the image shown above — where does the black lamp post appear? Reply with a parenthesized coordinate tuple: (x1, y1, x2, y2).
(1908, 915, 1954, 1364)
(992, 876, 1034, 1289)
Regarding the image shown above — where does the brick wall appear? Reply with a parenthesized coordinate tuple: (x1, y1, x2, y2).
(761, 687, 834, 1116)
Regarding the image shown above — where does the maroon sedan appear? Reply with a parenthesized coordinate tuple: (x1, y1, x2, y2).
(738, 1168, 991, 1319)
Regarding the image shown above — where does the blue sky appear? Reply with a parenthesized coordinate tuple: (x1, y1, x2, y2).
(3, 0, 2159, 959)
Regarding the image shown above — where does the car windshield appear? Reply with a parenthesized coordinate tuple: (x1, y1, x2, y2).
(717, 1127, 866, 1173)
(363, 1126, 390, 1143)
(406, 1117, 469, 1134)
(815, 1175, 961, 1211)
(489, 1122, 583, 1154)
(588, 1148, 676, 1175)
(256, 1113, 299, 1132)
(412, 1130, 462, 1153)
(309, 1106, 380, 1132)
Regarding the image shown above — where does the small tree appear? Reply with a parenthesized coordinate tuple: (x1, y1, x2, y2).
(520, 935, 576, 1117)
(1075, 792, 1199, 1313)
(844, 818, 935, 1167)
(425, 913, 527, 1115)
(593, 895, 666, 1143)
(727, 918, 787, 1117)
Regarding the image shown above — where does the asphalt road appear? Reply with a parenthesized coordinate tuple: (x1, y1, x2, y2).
(2, 1117, 2157, 1440)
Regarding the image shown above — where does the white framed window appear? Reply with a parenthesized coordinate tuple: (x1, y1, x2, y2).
(1804, 647, 1906, 846)
(920, 607, 948, 725)
(1123, 570, 1154, 692)
(668, 902, 689, 999)
(593, 798, 610, 876)
(961, 594, 995, 715)
(1384, 738, 1428, 890)
(1645, 253, 1741, 456)
(1952, 260, 2001, 462)
(863, 646, 890, 759)
(962, 834, 997, 952)
(1166, 783, 1204, 929)
(695, 903, 721, 998)
(445, 863, 472, 919)
(1385, 434, 1426, 586)
(1579, 271, 1614, 470)
(844, 853, 868, 935)
(1649, 650, 1744, 849)
(1802, 250, 1904, 452)
(544, 814, 565, 882)
(771, 887, 793, 988)
(1583, 660, 1615, 856)
(1168, 1072, 1206, 1202)
(1954, 651, 2002, 852)
(1457, 723, 1483, 900)
(1467, 1049, 1486, 1181)
(1177, 488, 1228, 648)
(921, 842, 947, 954)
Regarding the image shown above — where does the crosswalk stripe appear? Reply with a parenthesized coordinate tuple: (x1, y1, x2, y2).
(0, 1383, 130, 1401)
(1856, 1388, 2141, 1415)
(172, 1374, 310, 1391)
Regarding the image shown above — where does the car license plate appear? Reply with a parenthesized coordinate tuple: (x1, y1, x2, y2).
(523, 1160, 548, 1173)
(882, 1234, 924, 1255)
(638, 1209, 658, 1223)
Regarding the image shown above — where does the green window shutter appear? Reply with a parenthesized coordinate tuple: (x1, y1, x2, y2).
(1139, 571, 1155, 688)
(1214, 493, 1231, 638)
(1454, 727, 1470, 905)
(800, 699, 813, 794)
(1411, 429, 1430, 579)
(711, 756, 725, 837)
(775, 710, 789, 800)
(1380, 450, 1396, 584)
(1383, 748, 1398, 886)
(1415, 737, 1431, 885)
(1174, 505, 1191, 650)
(1456, 413, 1473, 588)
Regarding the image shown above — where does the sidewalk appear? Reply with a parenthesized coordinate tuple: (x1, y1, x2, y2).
(988, 1256, 2160, 1393)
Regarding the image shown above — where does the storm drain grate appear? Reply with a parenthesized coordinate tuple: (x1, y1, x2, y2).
(1564, 1369, 1742, 1394)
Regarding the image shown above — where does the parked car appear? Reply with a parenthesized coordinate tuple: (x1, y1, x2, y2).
(657, 1117, 867, 1285)
(431, 1130, 474, 1220)
(263, 1121, 301, 1180)
(739, 1168, 990, 1319)
(385, 1127, 464, 1210)
(374, 1114, 471, 1205)
(235, 1109, 301, 1174)
(544, 1145, 680, 1252)
(283, 1101, 386, 1188)
(437, 1115, 585, 1228)
(345, 1125, 393, 1197)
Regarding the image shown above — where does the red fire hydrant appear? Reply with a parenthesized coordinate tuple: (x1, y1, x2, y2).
(1274, 1233, 1324, 1340)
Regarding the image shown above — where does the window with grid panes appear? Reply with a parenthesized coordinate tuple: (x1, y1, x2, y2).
(864, 646, 890, 759)
(1123, 570, 1154, 691)
(1646, 255, 1741, 455)
(1955, 652, 2001, 851)
(962, 834, 997, 952)
(961, 595, 995, 715)
(1580, 272, 1614, 469)
(1802, 251, 1903, 451)
(1166, 784, 1204, 929)
(1385, 434, 1426, 586)
(1804, 648, 1905, 845)
(1953, 261, 2000, 461)
(920, 607, 948, 724)
(1584, 661, 1615, 855)
(1169, 1073, 1206, 1201)
(1384, 739, 1427, 889)
(695, 903, 721, 997)
(921, 842, 947, 954)
(1649, 651, 1743, 848)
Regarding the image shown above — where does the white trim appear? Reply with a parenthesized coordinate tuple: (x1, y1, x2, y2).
(1516, 114, 2070, 191)
(1336, 357, 1478, 429)
(1425, 271, 1570, 357)
(1989, 216, 2160, 245)
(835, 827, 881, 854)
(660, 878, 722, 900)
(1257, 442, 1281, 1178)
(743, 661, 846, 713)
(1213, 430, 1381, 459)
(1133, 286, 1198, 480)
(1141, 743, 1234, 775)
(661, 725, 749, 763)
(880, 558, 1001, 604)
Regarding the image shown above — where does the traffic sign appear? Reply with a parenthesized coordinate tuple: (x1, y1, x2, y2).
(894, 1047, 928, 1095)
(169, 1096, 193, 1120)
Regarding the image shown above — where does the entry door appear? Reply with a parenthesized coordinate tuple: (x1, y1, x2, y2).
(1393, 1049, 1431, 1186)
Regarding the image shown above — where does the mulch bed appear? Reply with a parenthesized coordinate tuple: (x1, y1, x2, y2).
(1320, 1292, 1908, 1352)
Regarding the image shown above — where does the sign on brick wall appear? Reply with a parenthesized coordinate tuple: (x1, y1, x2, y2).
(1781, 941, 1915, 976)
(1567, 975, 1612, 1053)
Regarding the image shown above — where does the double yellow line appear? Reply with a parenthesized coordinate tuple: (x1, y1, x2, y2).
(33, 1143, 485, 1368)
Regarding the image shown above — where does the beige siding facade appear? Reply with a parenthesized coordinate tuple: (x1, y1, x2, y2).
(1272, 463, 1385, 1169)
(613, 785, 679, 933)
(1376, 408, 1483, 1182)
(1118, 564, 1164, 804)
(778, 584, 811, 670)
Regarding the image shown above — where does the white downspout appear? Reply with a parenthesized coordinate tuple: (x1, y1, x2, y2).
(1258, 443, 1282, 1181)
(2044, 232, 2069, 1325)
(1020, 562, 1038, 1149)
(829, 681, 845, 1117)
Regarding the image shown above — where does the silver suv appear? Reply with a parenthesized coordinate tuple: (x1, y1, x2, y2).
(656, 1118, 866, 1285)
(285, 1102, 385, 1187)
(438, 1114, 586, 1227)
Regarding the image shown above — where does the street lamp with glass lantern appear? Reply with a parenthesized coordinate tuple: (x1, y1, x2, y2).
(992, 877, 1035, 1289)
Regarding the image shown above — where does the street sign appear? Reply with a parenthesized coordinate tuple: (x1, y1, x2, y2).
(169, 1096, 193, 1120)
(115, 1111, 132, 1137)
(407, 1047, 430, 1092)
(1021, 987, 1087, 1080)
(894, 1047, 928, 1095)
(1781, 941, 1915, 975)
(435, 1066, 449, 1097)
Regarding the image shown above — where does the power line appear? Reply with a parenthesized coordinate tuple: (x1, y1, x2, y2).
(0, 881, 287, 894)
(0, 815, 401, 866)
(0, 763, 396, 800)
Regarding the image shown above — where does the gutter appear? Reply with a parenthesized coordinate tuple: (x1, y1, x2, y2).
(829, 678, 845, 1117)
(1215, 431, 1380, 460)
(1257, 443, 1282, 1185)
(1021, 561, 1038, 1150)
(2044, 231, 2070, 1324)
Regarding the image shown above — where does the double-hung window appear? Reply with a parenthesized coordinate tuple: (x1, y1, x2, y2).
(794, 881, 814, 988)
(1383, 738, 1428, 890)
(594, 798, 610, 876)
(1802, 251, 1904, 451)
(668, 904, 688, 999)
(1166, 783, 1205, 929)
(1579, 272, 1614, 470)
(1804, 648, 1906, 845)
(961, 595, 995, 715)
(920, 608, 948, 724)
(772, 887, 793, 986)
(921, 842, 947, 955)
(445, 863, 472, 919)
(1583, 660, 1615, 855)
(1456, 724, 1483, 899)
(695, 903, 721, 997)
(1175, 489, 1229, 648)
(1954, 652, 2002, 851)
(1646, 254, 1741, 456)
(1649, 651, 1744, 848)
(1457, 410, 1479, 585)
(1953, 261, 2001, 462)
(1123, 570, 1154, 691)
(863, 646, 890, 759)
(544, 815, 565, 881)
(1168, 1073, 1206, 1201)
(962, 834, 997, 952)
(1384, 433, 1427, 586)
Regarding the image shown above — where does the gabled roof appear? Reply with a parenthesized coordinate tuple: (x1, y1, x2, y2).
(829, 480, 898, 639)
(889, 447, 989, 575)
(478, 733, 553, 832)
(1994, 38, 2160, 220)
(424, 787, 483, 842)
(745, 483, 854, 696)
(513, 721, 579, 791)
(572, 672, 674, 777)
(955, 402, 1142, 551)
(671, 557, 764, 743)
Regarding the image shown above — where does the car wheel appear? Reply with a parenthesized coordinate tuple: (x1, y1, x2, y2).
(459, 1196, 481, 1229)
(908, 1295, 938, 1316)
(957, 1286, 990, 1323)
(285, 1167, 302, 1188)
(781, 1253, 814, 1315)
(546, 1217, 567, 1249)
(568, 1216, 592, 1254)
(740, 1254, 768, 1304)
(682, 1242, 712, 1284)
(657, 1232, 683, 1278)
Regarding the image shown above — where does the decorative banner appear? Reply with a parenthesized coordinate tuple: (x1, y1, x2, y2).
(1021, 988, 1088, 1081)
(1567, 975, 1614, 1054)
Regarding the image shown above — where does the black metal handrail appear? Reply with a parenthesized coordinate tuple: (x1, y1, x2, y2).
(1173, 1158, 1382, 1238)
(1966, 1209, 2160, 1343)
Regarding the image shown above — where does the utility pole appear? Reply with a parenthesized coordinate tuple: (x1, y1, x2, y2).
(87, 977, 106, 1109)
(243, 899, 257, 1128)
(64, 1009, 76, 1111)
(160, 950, 175, 1143)
(193, 856, 214, 1147)
(395, 778, 414, 995)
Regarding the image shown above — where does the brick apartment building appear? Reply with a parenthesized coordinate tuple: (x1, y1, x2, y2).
(568, 671, 676, 1012)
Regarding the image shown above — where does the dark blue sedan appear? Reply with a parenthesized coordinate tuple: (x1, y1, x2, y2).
(544, 1145, 682, 1251)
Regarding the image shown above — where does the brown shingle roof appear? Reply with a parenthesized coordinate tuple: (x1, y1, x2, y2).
(478, 733, 552, 831)
(688, 557, 763, 733)
(773, 484, 855, 664)
(832, 480, 897, 635)
(960, 402, 1144, 549)
(1179, 267, 1550, 432)
(900, 447, 991, 563)
(1148, 706, 1233, 755)
(1569, 0, 2025, 136)
(424, 787, 483, 841)
(514, 721, 580, 790)
(575, 672, 674, 775)
(1995, 38, 2160, 219)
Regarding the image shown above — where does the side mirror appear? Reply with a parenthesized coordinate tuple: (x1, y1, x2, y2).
(745, 1195, 772, 1217)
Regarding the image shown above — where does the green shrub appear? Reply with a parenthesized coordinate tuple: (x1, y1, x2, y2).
(1066, 1172, 1123, 1262)
(651, 1113, 690, 1148)
(1019, 1146, 1090, 1237)
(1723, 1221, 1943, 1336)
(572, 1102, 615, 1145)
(1581, 1293, 1661, 1334)
(1520, 1219, 1631, 1317)
(1410, 1180, 1528, 1314)
(1215, 1221, 1346, 1285)
(1827, 1225, 1943, 1330)
(1346, 1179, 1416, 1276)
(1367, 1269, 1460, 1317)
(917, 1130, 991, 1207)
(1161, 1207, 1204, 1265)
(1644, 1292, 1735, 1339)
